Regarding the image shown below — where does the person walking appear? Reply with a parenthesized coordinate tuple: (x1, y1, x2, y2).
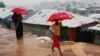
(49, 19, 63, 56)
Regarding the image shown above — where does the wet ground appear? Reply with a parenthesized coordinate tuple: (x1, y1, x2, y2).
(0, 27, 100, 56)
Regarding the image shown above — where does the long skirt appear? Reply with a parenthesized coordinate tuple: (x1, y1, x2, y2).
(15, 22, 23, 40)
(53, 35, 60, 48)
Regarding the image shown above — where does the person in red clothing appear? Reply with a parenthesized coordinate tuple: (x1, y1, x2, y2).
(49, 19, 62, 56)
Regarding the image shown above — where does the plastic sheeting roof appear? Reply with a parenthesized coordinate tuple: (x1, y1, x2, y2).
(23, 9, 96, 27)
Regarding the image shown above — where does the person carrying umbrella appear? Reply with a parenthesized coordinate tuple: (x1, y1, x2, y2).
(12, 12, 23, 40)
(48, 11, 73, 56)
(49, 19, 63, 56)
(11, 7, 28, 40)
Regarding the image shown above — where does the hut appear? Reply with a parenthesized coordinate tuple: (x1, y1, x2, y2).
(0, 8, 13, 28)
(81, 24, 100, 44)
(62, 13, 97, 41)
(11, 9, 97, 42)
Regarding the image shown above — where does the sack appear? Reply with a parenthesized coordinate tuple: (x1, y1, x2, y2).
(49, 26, 55, 34)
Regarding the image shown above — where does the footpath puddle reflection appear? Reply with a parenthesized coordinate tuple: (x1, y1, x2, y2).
(16, 39, 24, 56)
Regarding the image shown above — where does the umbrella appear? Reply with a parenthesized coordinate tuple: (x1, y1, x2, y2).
(11, 8, 28, 14)
(47, 11, 73, 22)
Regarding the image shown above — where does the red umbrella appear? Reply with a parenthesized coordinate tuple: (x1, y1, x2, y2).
(47, 11, 73, 22)
(12, 8, 28, 14)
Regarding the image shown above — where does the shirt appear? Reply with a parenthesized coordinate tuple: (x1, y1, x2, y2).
(52, 23, 61, 35)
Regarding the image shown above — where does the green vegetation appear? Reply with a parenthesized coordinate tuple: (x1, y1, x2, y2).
(0, 2, 6, 8)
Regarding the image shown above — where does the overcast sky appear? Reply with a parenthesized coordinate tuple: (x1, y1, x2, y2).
(0, 0, 97, 6)
(0, 0, 98, 10)
(0, 0, 66, 5)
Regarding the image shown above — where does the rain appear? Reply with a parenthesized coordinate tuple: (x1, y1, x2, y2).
(0, 0, 100, 56)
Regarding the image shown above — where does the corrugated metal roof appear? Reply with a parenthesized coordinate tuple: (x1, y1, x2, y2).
(23, 9, 96, 27)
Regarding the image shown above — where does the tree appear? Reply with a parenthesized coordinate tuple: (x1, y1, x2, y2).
(0, 2, 6, 8)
